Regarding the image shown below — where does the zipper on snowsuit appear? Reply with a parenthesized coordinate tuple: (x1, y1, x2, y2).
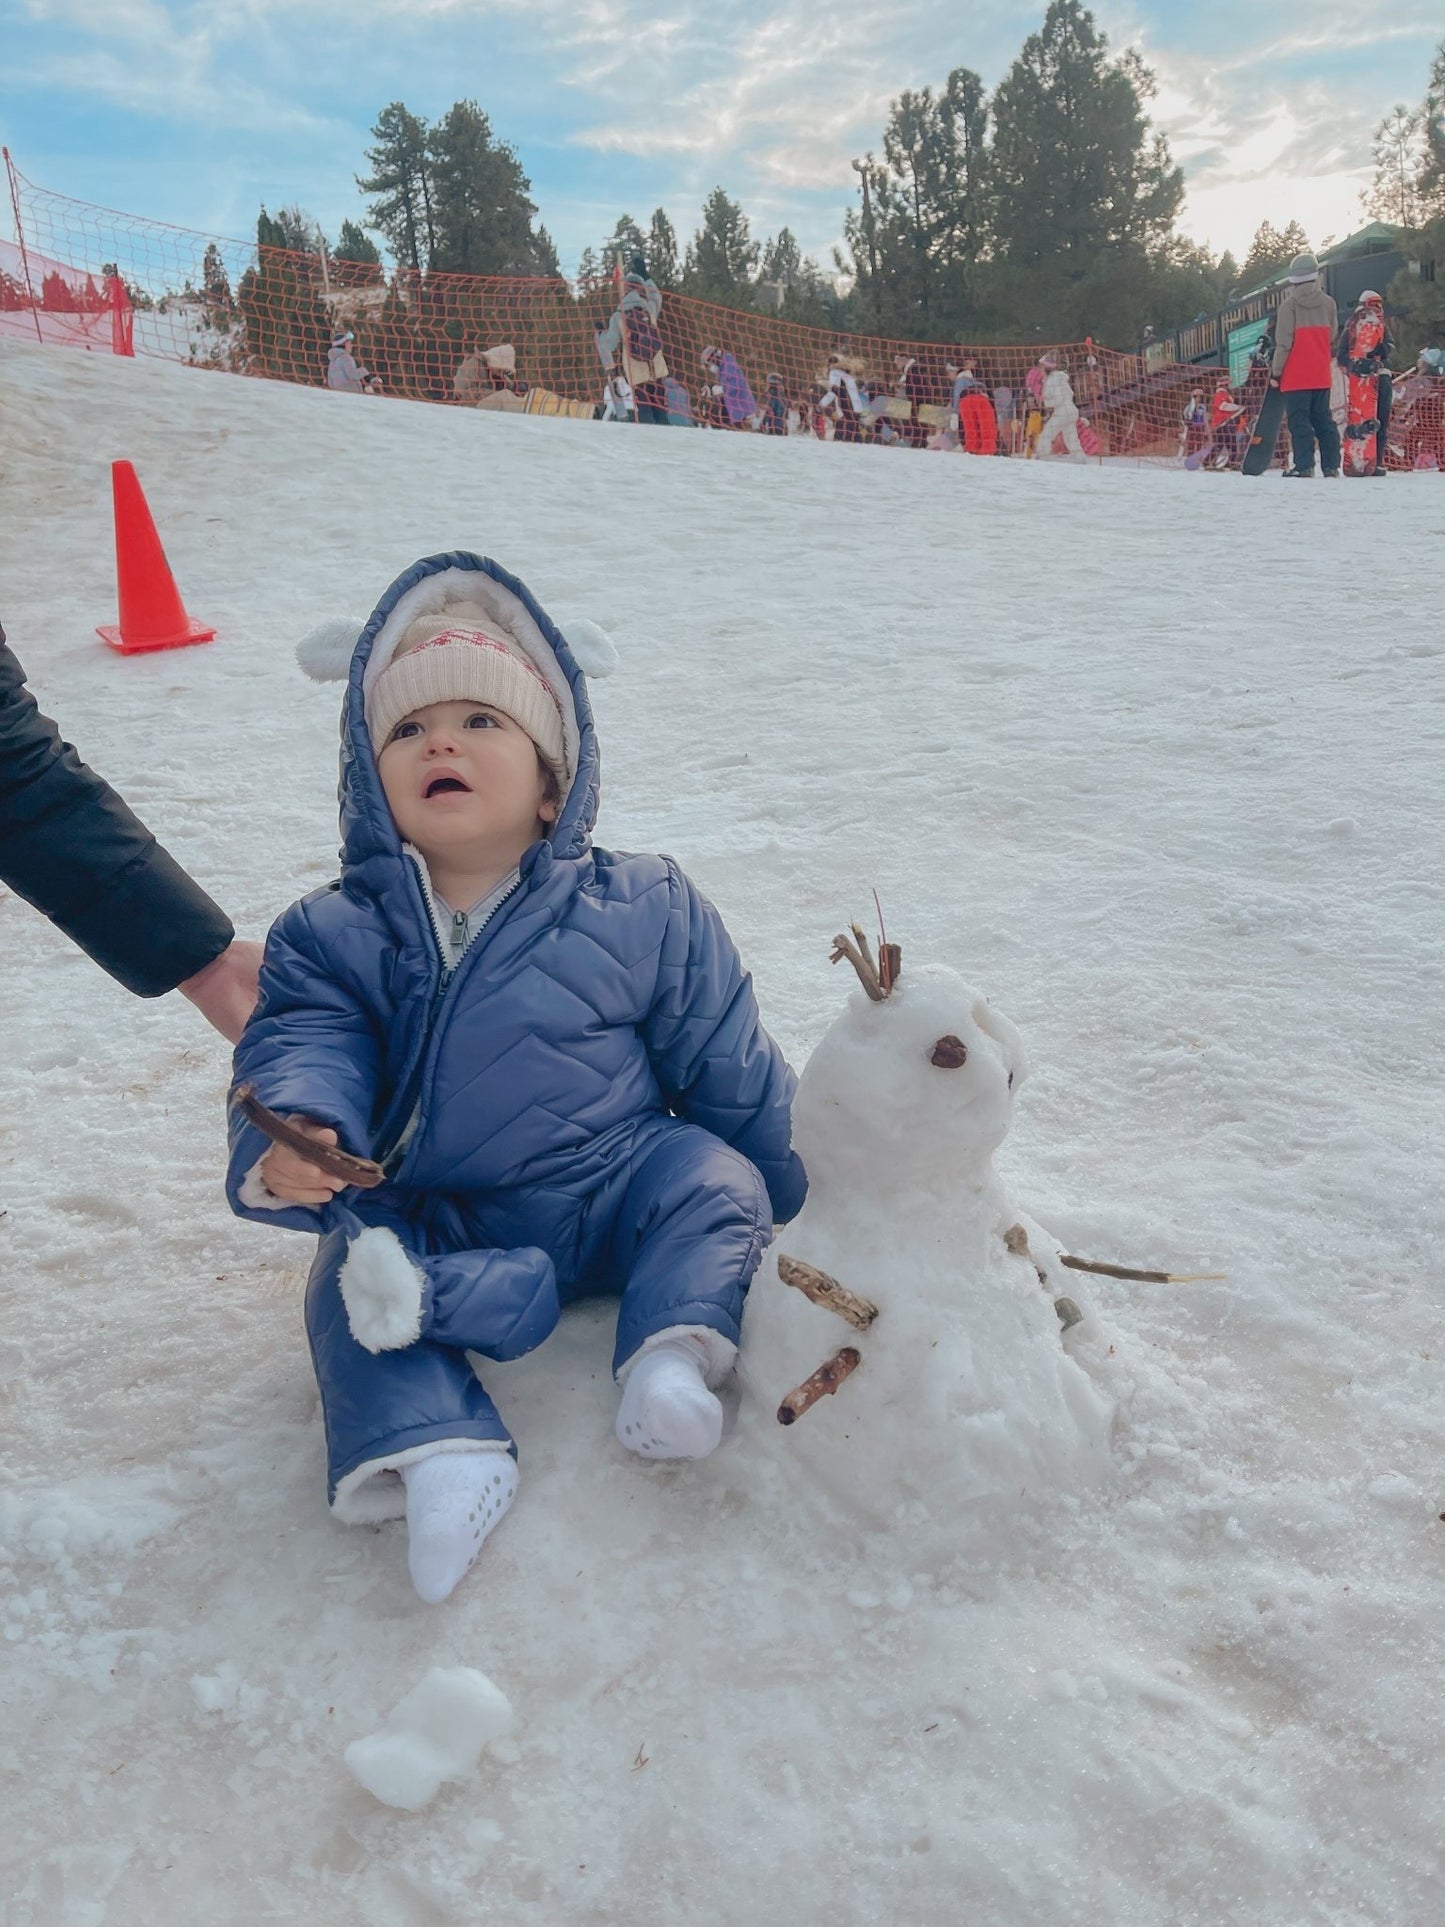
(375, 856, 522, 1174)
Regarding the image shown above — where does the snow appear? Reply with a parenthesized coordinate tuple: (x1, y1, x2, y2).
(345, 1668, 515, 1812)
(1, 335, 1443, 1924)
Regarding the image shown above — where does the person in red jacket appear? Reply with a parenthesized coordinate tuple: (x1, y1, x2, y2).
(957, 372, 998, 455)
(1270, 253, 1340, 477)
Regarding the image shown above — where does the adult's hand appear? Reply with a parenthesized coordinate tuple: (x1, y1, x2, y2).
(178, 939, 264, 1043)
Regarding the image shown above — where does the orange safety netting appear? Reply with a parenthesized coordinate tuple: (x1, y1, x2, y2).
(6, 155, 1444, 472)
(0, 235, 133, 355)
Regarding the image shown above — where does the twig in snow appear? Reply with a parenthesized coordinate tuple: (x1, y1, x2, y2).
(1059, 1256, 1227, 1284)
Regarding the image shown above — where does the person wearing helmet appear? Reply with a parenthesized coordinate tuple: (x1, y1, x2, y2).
(326, 330, 368, 394)
(1335, 290, 1394, 476)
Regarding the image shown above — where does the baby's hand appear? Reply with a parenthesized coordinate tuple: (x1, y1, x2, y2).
(260, 1117, 350, 1205)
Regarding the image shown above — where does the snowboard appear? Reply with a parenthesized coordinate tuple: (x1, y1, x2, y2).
(1343, 312, 1385, 474)
(1241, 386, 1287, 476)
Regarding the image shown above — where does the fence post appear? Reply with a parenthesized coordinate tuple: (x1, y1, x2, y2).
(3, 148, 45, 344)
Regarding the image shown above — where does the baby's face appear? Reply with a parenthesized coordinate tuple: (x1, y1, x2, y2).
(377, 699, 556, 862)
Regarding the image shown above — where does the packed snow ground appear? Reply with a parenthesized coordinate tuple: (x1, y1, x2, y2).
(1, 338, 1442, 1926)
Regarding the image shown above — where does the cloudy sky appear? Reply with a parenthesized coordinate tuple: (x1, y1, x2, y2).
(1, 0, 1440, 273)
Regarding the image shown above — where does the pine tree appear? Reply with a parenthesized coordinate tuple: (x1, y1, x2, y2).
(988, 2, 1181, 331)
(647, 209, 679, 288)
(843, 67, 990, 335)
(201, 243, 232, 314)
(601, 215, 647, 274)
(682, 188, 760, 308)
(1248, 221, 1287, 285)
(334, 219, 381, 265)
(359, 103, 435, 271)
(427, 100, 554, 276)
(1382, 40, 1445, 358)
(575, 246, 609, 297)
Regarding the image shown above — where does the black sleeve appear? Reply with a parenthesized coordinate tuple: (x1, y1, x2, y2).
(0, 627, 234, 997)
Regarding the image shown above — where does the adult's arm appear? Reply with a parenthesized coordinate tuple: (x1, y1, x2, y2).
(0, 626, 234, 996)
(1271, 297, 1296, 378)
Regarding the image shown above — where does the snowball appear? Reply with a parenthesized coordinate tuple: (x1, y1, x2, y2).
(344, 1666, 515, 1811)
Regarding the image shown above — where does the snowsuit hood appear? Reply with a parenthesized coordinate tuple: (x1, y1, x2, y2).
(335, 553, 600, 929)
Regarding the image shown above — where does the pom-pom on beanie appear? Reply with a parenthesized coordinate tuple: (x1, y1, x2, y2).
(367, 611, 567, 785)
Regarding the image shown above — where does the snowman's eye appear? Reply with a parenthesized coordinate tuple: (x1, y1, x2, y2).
(930, 1035, 968, 1069)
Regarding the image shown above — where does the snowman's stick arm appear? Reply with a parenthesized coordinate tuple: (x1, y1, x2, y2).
(777, 1254, 879, 1331)
(777, 1347, 862, 1425)
(1059, 1255, 1227, 1284)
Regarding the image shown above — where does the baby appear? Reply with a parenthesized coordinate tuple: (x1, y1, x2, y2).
(227, 553, 805, 1602)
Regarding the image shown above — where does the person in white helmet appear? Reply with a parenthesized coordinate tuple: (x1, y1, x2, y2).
(1035, 354, 1086, 461)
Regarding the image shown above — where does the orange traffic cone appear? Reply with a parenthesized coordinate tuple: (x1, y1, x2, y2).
(96, 460, 216, 654)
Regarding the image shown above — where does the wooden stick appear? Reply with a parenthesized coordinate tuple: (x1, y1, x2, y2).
(777, 1254, 879, 1332)
(829, 930, 885, 1001)
(233, 1085, 386, 1190)
(870, 890, 901, 995)
(1059, 1255, 1227, 1284)
(850, 923, 879, 980)
(777, 1347, 862, 1425)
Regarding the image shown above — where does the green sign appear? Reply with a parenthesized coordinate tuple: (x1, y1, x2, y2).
(1228, 317, 1268, 388)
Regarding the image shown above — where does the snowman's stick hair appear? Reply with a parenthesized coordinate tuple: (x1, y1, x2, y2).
(831, 923, 893, 1000)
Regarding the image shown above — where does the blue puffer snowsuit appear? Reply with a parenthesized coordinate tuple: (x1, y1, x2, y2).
(226, 553, 805, 1520)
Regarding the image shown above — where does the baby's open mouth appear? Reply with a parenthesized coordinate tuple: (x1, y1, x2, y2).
(423, 774, 472, 798)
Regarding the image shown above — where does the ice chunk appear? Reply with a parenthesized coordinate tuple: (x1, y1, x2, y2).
(344, 1666, 515, 1812)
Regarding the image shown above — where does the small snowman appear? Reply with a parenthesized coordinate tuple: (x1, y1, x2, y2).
(741, 926, 1114, 1557)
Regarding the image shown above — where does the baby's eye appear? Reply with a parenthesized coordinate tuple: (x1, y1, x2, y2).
(464, 711, 500, 729)
(388, 719, 421, 743)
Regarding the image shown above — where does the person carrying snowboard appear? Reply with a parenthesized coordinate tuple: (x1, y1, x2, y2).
(595, 258, 670, 425)
(226, 556, 806, 1604)
(1336, 290, 1393, 477)
(1270, 253, 1340, 478)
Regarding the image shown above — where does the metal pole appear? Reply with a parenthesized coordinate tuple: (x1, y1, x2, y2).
(4, 149, 46, 344)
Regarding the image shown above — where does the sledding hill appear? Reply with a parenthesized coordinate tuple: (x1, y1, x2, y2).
(1, 338, 1442, 1925)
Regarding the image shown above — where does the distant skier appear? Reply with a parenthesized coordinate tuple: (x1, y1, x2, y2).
(819, 360, 863, 444)
(956, 369, 999, 455)
(1035, 354, 1086, 461)
(1335, 290, 1393, 477)
(700, 345, 759, 427)
(1204, 375, 1247, 469)
(1270, 253, 1341, 478)
(1178, 388, 1208, 462)
(326, 330, 368, 395)
(761, 372, 788, 436)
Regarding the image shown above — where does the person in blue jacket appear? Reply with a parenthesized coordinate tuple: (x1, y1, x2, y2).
(227, 553, 805, 1603)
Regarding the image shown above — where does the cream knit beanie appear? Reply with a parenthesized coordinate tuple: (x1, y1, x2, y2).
(367, 613, 567, 785)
